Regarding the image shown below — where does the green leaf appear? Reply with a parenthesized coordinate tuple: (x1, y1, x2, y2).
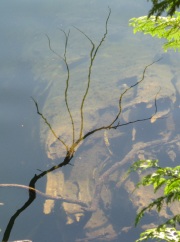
(154, 177, 167, 192)
(129, 12, 180, 52)
(135, 196, 165, 226)
(127, 159, 159, 175)
(165, 179, 180, 196)
(129, 158, 180, 241)
(136, 227, 180, 242)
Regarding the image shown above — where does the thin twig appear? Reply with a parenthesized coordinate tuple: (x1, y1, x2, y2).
(31, 97, 68, 151)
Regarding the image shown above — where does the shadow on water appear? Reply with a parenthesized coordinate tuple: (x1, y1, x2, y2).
(0, 8, 179, 242)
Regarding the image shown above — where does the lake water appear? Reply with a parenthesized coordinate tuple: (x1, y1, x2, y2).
(0, 0, 179, 241)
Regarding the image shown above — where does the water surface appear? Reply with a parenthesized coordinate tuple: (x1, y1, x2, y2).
(0, 0, 179, 241)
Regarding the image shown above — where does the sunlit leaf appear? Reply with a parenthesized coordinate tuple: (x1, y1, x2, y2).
(128, 158, 180, 241)
(165, 179, 180, 196)
(127, 159, 159, 175)
(136, 227, 180, 242)
(154, 177, 166, 192)
(129, 12, 180, 52)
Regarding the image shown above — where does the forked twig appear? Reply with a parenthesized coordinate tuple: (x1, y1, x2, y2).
(74, 7, 111, 139)
(45, 30, 75, 144)
(31, 97, 68, 151)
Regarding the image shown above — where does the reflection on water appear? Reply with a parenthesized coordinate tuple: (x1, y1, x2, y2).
(0, 0, 180, 241)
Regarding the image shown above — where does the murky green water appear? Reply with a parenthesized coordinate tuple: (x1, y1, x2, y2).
(0, 0, 179, 241)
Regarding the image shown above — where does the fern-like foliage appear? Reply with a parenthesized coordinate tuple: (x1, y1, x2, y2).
(136, 227, 180, 242)
(128, 160, 180, 241)
(129, 12, 180, 52)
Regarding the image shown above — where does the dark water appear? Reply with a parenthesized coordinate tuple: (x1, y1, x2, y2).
(0, 1, 179, 242)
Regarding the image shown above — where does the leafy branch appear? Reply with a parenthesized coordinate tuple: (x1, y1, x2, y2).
(128, 159, 180, 241)
(129, 11, 180, 52)
(147, 0, 180, 17)
(137, 226, 180, 242)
